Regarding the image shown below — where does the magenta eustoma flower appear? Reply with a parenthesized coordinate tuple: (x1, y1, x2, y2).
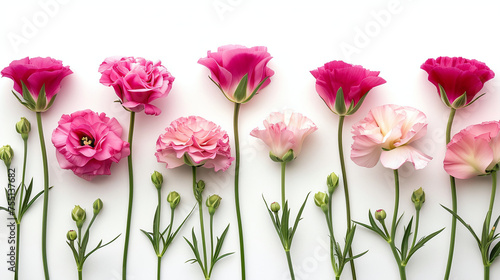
(198, 45, 274, 103)
(444, 121, 500, 179)
(250, 110, 317, 162)
(310, 60, 386, 116)
(421, 57, 495, 109)
(98, 57, 175, 116)
(351, 104, 432, 170)
(1, 57, 72, 112)
(51, 109, 130, 181)
(155, 116, 234, 172)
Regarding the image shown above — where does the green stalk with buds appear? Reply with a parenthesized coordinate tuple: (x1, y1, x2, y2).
(141, 171, 194, 280)
(66, 199, 120, 280)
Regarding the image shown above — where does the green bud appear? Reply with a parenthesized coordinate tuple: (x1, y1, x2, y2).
(269, 149, 295, 163)
(93, 198, 103, 215)
(194, 180, 205, 203)
(270, 202, 280, 213)
(327, 172, 339, 194)
(375, 209, 386, 221)
(314, 192, 329, 213)
(0, 145, 14, 168)
(16, 117, 31, 140)
(151, 171, 163, 190)
(167, 191, 181, 209)
(206, 194, 222, 215)
(67, 230, 77, 241)
(411, 187, 425, 211)
(71, 205, 86, 228)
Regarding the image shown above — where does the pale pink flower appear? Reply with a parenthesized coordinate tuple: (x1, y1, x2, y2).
(250, 110, 317, 161)
(51, 109, 130, 180)
(444, 121, 500, 179)
(155, 116, 234, 171)
(351, 104, 432, 170)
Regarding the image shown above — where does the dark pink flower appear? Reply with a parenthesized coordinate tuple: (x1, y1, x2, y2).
(155, 116, 234, 171)
(98, 57, 175, 116)
(444, 121, 500, 179)
(1, 57, 72, 112)
(198, 45, 274, 103)
(310, 61, 386, 116)
(421, 57, 495, 109)
(52, 109, 130, 181)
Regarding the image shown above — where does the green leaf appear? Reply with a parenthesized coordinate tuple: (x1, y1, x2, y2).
(290, 193, 310, 245)
(489, 241, 500, 262)
(465, 93, 486, 107)
(442, 205, 480, 245)
(262, 196, 282, 241)
(23, 184, 47, 217)
(400, 218, 414, 260)
(213, 224, 233, 263)
(451, 92, 467, 109)
(184, 228, 207, 274)
(141, 229, 156, 248)
(347, 92, 368, 115)
(83, 234, 121, 263)
(12, 91, 31, 109)
(233, 74, 249, 103)
(66, 241, 80, 265)
(20, 81, 37, 108)
(242, 76, 269, 104)
(35, 84, 47, 111)
(438, 84, 452, 108)
(334, 87, 347, 115)
(405, 228, 444, 262)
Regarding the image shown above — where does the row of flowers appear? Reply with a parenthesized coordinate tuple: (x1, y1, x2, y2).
(0, 47, 497, 280)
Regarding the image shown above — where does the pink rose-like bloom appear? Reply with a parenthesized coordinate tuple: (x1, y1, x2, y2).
(1, 57, 72, 112)
(155, 116, 234, 171)
(421, 57, 495, 109)
(98, 57, 174, 116)
(351, 104, 432, 170)
(444, 121, 500, 179)
(310, 60, 386, 116)
(198, 45, 274, 103)
(51, 109, 130, 181)
(250, 110, 317, 161)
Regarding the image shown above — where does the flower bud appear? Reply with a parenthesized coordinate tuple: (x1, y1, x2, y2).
(206, 194, 222, 215)
(314, 192, 329, 213)
(194, 180, 205, 203)
(270, 202, 280, 213)
(93, 198, 103, 215)
(71, 205, 86, 228)
(327, 172, 339, 194)
(269, 150, 295, 163)
(375, 209, 386, 221)
(16, 117, 31, 140)
(0, 145, 14, 168)
(167, 191, 181, 209)
(151, 171, 163, 190)
(67, 230, 77, 241)
(411, 187, 425, 211)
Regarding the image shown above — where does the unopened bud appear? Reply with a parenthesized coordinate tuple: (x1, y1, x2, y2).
(314, 192, 329, 213)
(93, 198, 103, 215)
(0, 145, 14, 168)
(194, 180, 205, 203)
(411, 188, 425, 211)
(206, 194, 222, 215)
(16, 117, 31, 140)
(327, 172, 339, 194)
(67, 230, 77, 241)
(375, 209, 386, 221)
(270, 202, 280, 213)
(151, 171, 163, 190)
(167, 191, 181, 209)
(71, 205, 86, 228)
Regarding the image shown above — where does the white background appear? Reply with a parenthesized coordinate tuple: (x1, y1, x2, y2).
(1, 0, 500, 279)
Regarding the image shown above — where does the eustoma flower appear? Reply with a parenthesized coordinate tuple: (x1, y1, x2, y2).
(2, 56, 72, 279)
(311, 60, 385, 280)
(51, 109, 130, 180)
(99, 56, 174, 280)
(351, 104, 432, 170)
(156, 116, 233, 280)
(199, 44, 274, 280)
(99, 57, 174, 116)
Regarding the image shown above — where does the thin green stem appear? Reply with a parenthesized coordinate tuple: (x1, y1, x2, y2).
(208, 214, 215, 278)
(485, 171, 497, 234)
(122, 111, 135, 280)
(389, 169, 406, 280)
(484, 265, 490, 280)
(18, 138, 27, 221)
(157, 256, 161, 280)
(338, 115, 356, 280)
(233, 103, 246, 280)
(285, 250, 296, 280)
(78, 269, 83, 280)
(36, 111, 50, 280)
(281, 162, 286, 207)
(324, 212, 337, 274)
(410, 210, 420, 250)
(193, 167, 208, 274)
(15, 223, 20, 280)
(444, 108, 457, 280)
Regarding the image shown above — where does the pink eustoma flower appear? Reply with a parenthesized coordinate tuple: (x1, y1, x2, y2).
(155, 116, 234, 171)
(198, 45, 274, 103)
(310, 60, 386, 116)
(51, 109, 130, 181)
(444, 121, 500, 179)
(1, 57, 72, 112)
(250, 110, 317, 162)
(421, 57, 495, 109)
(98, 57, 175, 116)
(351, 104, 432, 170)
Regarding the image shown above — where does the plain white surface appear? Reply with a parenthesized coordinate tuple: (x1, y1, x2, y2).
(1, 0, 500, 279)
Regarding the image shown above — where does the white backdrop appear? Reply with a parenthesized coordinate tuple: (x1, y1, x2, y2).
(1, 0, 500, 279)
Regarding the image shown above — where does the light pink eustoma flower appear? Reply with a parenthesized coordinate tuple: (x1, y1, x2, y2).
(250, 110, 317, 161)
(444, 121, 500, 179)
(351, 104, 432, 170)
(155, 116, 234, 172)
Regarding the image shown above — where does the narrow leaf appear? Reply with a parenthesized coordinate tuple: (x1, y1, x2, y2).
(334, 87, 347, 115)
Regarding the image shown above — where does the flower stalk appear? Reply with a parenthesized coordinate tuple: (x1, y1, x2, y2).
(122, 111, 135, 280)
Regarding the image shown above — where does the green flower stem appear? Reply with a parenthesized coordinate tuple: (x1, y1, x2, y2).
(484, 265, 490, 280)
(324, 211, 337, 276)
(78, 269, 82, 280)
(36, 111, 50, 280)
(410, 209, 421, 251)
(444, 108, 457, 280)
(338, 115, 357, 280)
(285, 250, 296, 280)
(390, 169, 406, 280)
(156, 184, 162, 280)
(15, 222, 20, 280)
(233, 102, 246, 280)
(484, 170, 497, 280)
(193, 167, 208, 272)
(15, 137, 28, 280)
(281, 162, 286, 207)
(208, 213, 215, 278)
(157, 256, 161, 280)
(122, 111, 136, 280)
